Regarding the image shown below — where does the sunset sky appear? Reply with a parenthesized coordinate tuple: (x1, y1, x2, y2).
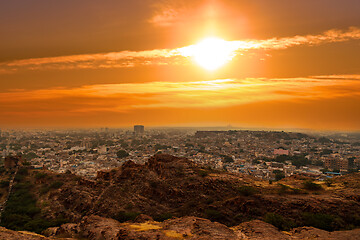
(1, 0, 360, 130)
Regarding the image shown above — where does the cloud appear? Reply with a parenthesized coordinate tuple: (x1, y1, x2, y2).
(0, 27, 359, 73)
(0, 75, 359, 113)
(0, 75, 359, 129)
(148, 0, 208, 27)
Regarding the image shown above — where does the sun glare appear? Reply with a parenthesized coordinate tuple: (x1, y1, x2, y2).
(179, 37, 239, 71)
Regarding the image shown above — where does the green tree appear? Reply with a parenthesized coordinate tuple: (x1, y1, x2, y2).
(303, 180, 322, 191)
(264, 212, 294, 231)
(116, 150, 129, 158)
(275, 172, 285, 181)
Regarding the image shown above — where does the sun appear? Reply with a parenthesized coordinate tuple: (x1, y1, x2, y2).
(179, 37, 238, 71)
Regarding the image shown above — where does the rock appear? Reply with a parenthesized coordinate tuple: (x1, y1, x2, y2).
(42, 227, 58, 236)
(233, 220, 290, 240)
(133, 214, 154, 223)
(162, 216, 239, 239)
(53, 223, 79, 238)
(5, 216, 360, 240)
(78, 215, 125, 240)
(0, 226, 75, 240)
(291, 226, 360, 240)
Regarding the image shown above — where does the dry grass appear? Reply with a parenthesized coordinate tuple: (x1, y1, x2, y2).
(163, 230, 185, 238)
(128, 222, 162, 231)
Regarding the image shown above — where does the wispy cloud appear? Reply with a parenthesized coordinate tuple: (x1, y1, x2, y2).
(0, 27, 359, 73)
(149, 0, 208, 27)
(0, 75, 359, 114)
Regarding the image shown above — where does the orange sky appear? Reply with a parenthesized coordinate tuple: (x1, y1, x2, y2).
(0, 0, 359, 130)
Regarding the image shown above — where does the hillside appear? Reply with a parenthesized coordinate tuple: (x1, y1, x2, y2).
(1, 154, 360, 237)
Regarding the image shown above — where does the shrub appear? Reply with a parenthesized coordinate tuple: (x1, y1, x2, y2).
(204, 197, 214, 204)
(264, 212, 294, 231)
(234, 213, 245, 221)
(0, 180, 9, 188)
(113, 211, 140, 222)
(277, 184, 290, 195)
(277, 184, 304, 195)
(149, 181, 158, 188)
(275, 172, 285, 181)
(1, 181, 67, 233)
(197, 169, 209, 177)
(35, 172, 47, 179)
(40, 185, 50, 195)
(303, 180, 322, 191)
(14, 174, 25, 182)
(291, 188, 303, 194)
(204, 209, 223, 222)
(22, 161, 31, 166)
(237, 186, 257, 196)
(153, 213, 173, 222)
(116, 150, 129, 158)
(125, 203, 134, 210)
(17, 167, 28, 176)
(50, 181, 63, 189)
(302, 212, 342, 231)
(248, 207, 263, 216)
(324, 178, 333, 187)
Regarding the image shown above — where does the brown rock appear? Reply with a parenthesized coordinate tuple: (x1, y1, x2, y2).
(0, 226, 75, 240)
(78, 215, 125, 240)
(133, 214, 154, 223)
(291, 226, 360, 240)
(233, 220, 291, 240)
(162, 216, 239, 239)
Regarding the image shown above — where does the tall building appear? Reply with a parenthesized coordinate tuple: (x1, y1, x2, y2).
(134, 125, 145, 135)
(324, 158, 349, 170)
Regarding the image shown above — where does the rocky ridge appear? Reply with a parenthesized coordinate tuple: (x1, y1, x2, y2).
(2, 215, 360, 240)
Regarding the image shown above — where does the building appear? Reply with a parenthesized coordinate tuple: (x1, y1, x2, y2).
(134, 125, 145, 135)
(274, 148, 289, 156)
(324, 158, 348, 170)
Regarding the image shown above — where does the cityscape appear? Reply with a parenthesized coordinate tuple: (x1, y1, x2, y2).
(1, 127, 359, 179)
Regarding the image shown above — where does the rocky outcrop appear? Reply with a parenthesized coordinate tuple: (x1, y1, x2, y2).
(43, 223, 79, 238)
(46, 215, 242, 239)
(291, 226, 360, 239)
(42, 215, 360, 240)
(3, 215, 360, 240)
(233, 220, 290, 239)
(79, 215, 125, 239)
(0, 226, 74, 240)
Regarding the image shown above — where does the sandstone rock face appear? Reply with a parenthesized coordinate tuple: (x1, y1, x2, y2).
(232, 220, 290, 240)
(79, 215, 125, 240)
(43, 223, 79, 238)
(0, 226, 74, 240)
(162, 216, 238, 239)
(291, 226, 360, 240)
(3, 216, 360, 240)
(44, 215, 360, 240)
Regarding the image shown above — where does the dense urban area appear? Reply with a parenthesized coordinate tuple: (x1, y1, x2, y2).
(0, 127, 359, 180)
